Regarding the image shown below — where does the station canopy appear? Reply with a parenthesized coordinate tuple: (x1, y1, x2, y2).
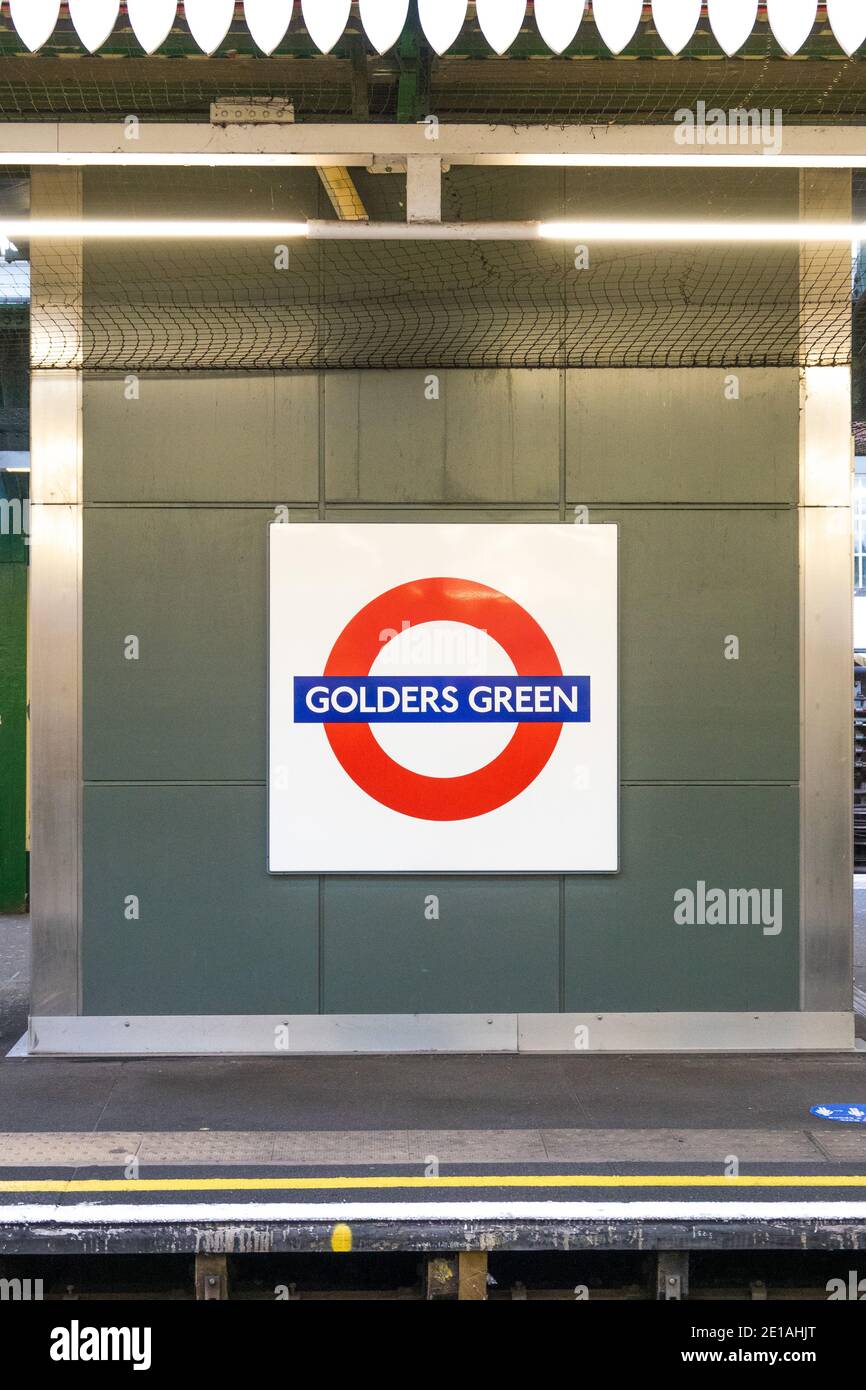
(0, 5, 863, 378)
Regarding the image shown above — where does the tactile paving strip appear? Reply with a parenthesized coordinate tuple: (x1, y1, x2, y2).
(0, 1128, 848, 1168)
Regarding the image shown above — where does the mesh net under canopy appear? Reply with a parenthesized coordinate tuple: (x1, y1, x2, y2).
(1, 54, 864, 126)
(18, 166, 853, 373)
(27, 241, 847, 373)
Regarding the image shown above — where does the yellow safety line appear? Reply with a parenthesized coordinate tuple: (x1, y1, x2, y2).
(0, 1174, 865, 1194)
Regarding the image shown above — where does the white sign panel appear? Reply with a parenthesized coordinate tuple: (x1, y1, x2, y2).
(269, 524, 618, 872)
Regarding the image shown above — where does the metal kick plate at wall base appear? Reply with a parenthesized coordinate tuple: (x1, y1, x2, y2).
(26, 1012, 855, 1057)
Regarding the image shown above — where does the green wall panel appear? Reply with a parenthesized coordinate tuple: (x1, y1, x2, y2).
(564, 785, 800, 1012)
(82, 504, 798, 786)
(82, 506, 315, 782)
(323, 878, 559, 1014)
(84, 373, 319, 503)
(82, 505, 556, 784)
(82, 786, 318, 1015)
(78, 355, 804, 1018)
(84, 166, 323, 219)
(606, 506, 799, 782)
(563, 168, 799, 220)
(444, 167, 566, 221)
(324, 370, 560, 504)
(324, 507, 559, 524)
(566, 368, 799, 504)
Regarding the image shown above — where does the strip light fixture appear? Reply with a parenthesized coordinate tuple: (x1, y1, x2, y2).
(5, 150, 866, 170)
(3, 218, 866, 243)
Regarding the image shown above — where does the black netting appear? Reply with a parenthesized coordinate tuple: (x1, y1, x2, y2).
(0, 16, 858, 478)
(1, 57, 864, 126)
(23, 240, 849, 372)
(12, 166, 852, 372)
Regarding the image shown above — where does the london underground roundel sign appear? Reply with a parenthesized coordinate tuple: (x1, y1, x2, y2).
(269, 525, 618, 873)
(319, 576, 576, 821)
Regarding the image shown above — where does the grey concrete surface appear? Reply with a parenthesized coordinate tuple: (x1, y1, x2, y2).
(854, 876, 866, 1037)
(1, 907, 864, 1137)
(0, 1126, 852, 1166)
(0, 1053, 864, 1136)
(0, 1123, 845, 1167)
(0, 914, 28, 1057)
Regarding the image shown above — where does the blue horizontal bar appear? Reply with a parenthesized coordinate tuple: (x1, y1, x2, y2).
(293, 676, 590, 724)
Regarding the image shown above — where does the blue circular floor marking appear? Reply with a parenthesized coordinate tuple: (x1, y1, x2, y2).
(811, 1104, 866, 1123)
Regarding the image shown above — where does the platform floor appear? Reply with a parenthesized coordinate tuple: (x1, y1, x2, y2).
(3, 911, 866, 1253)
(1, 1051, 865, 1253)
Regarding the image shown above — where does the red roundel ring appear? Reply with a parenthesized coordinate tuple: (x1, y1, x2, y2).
(322, 577, 563, 821)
